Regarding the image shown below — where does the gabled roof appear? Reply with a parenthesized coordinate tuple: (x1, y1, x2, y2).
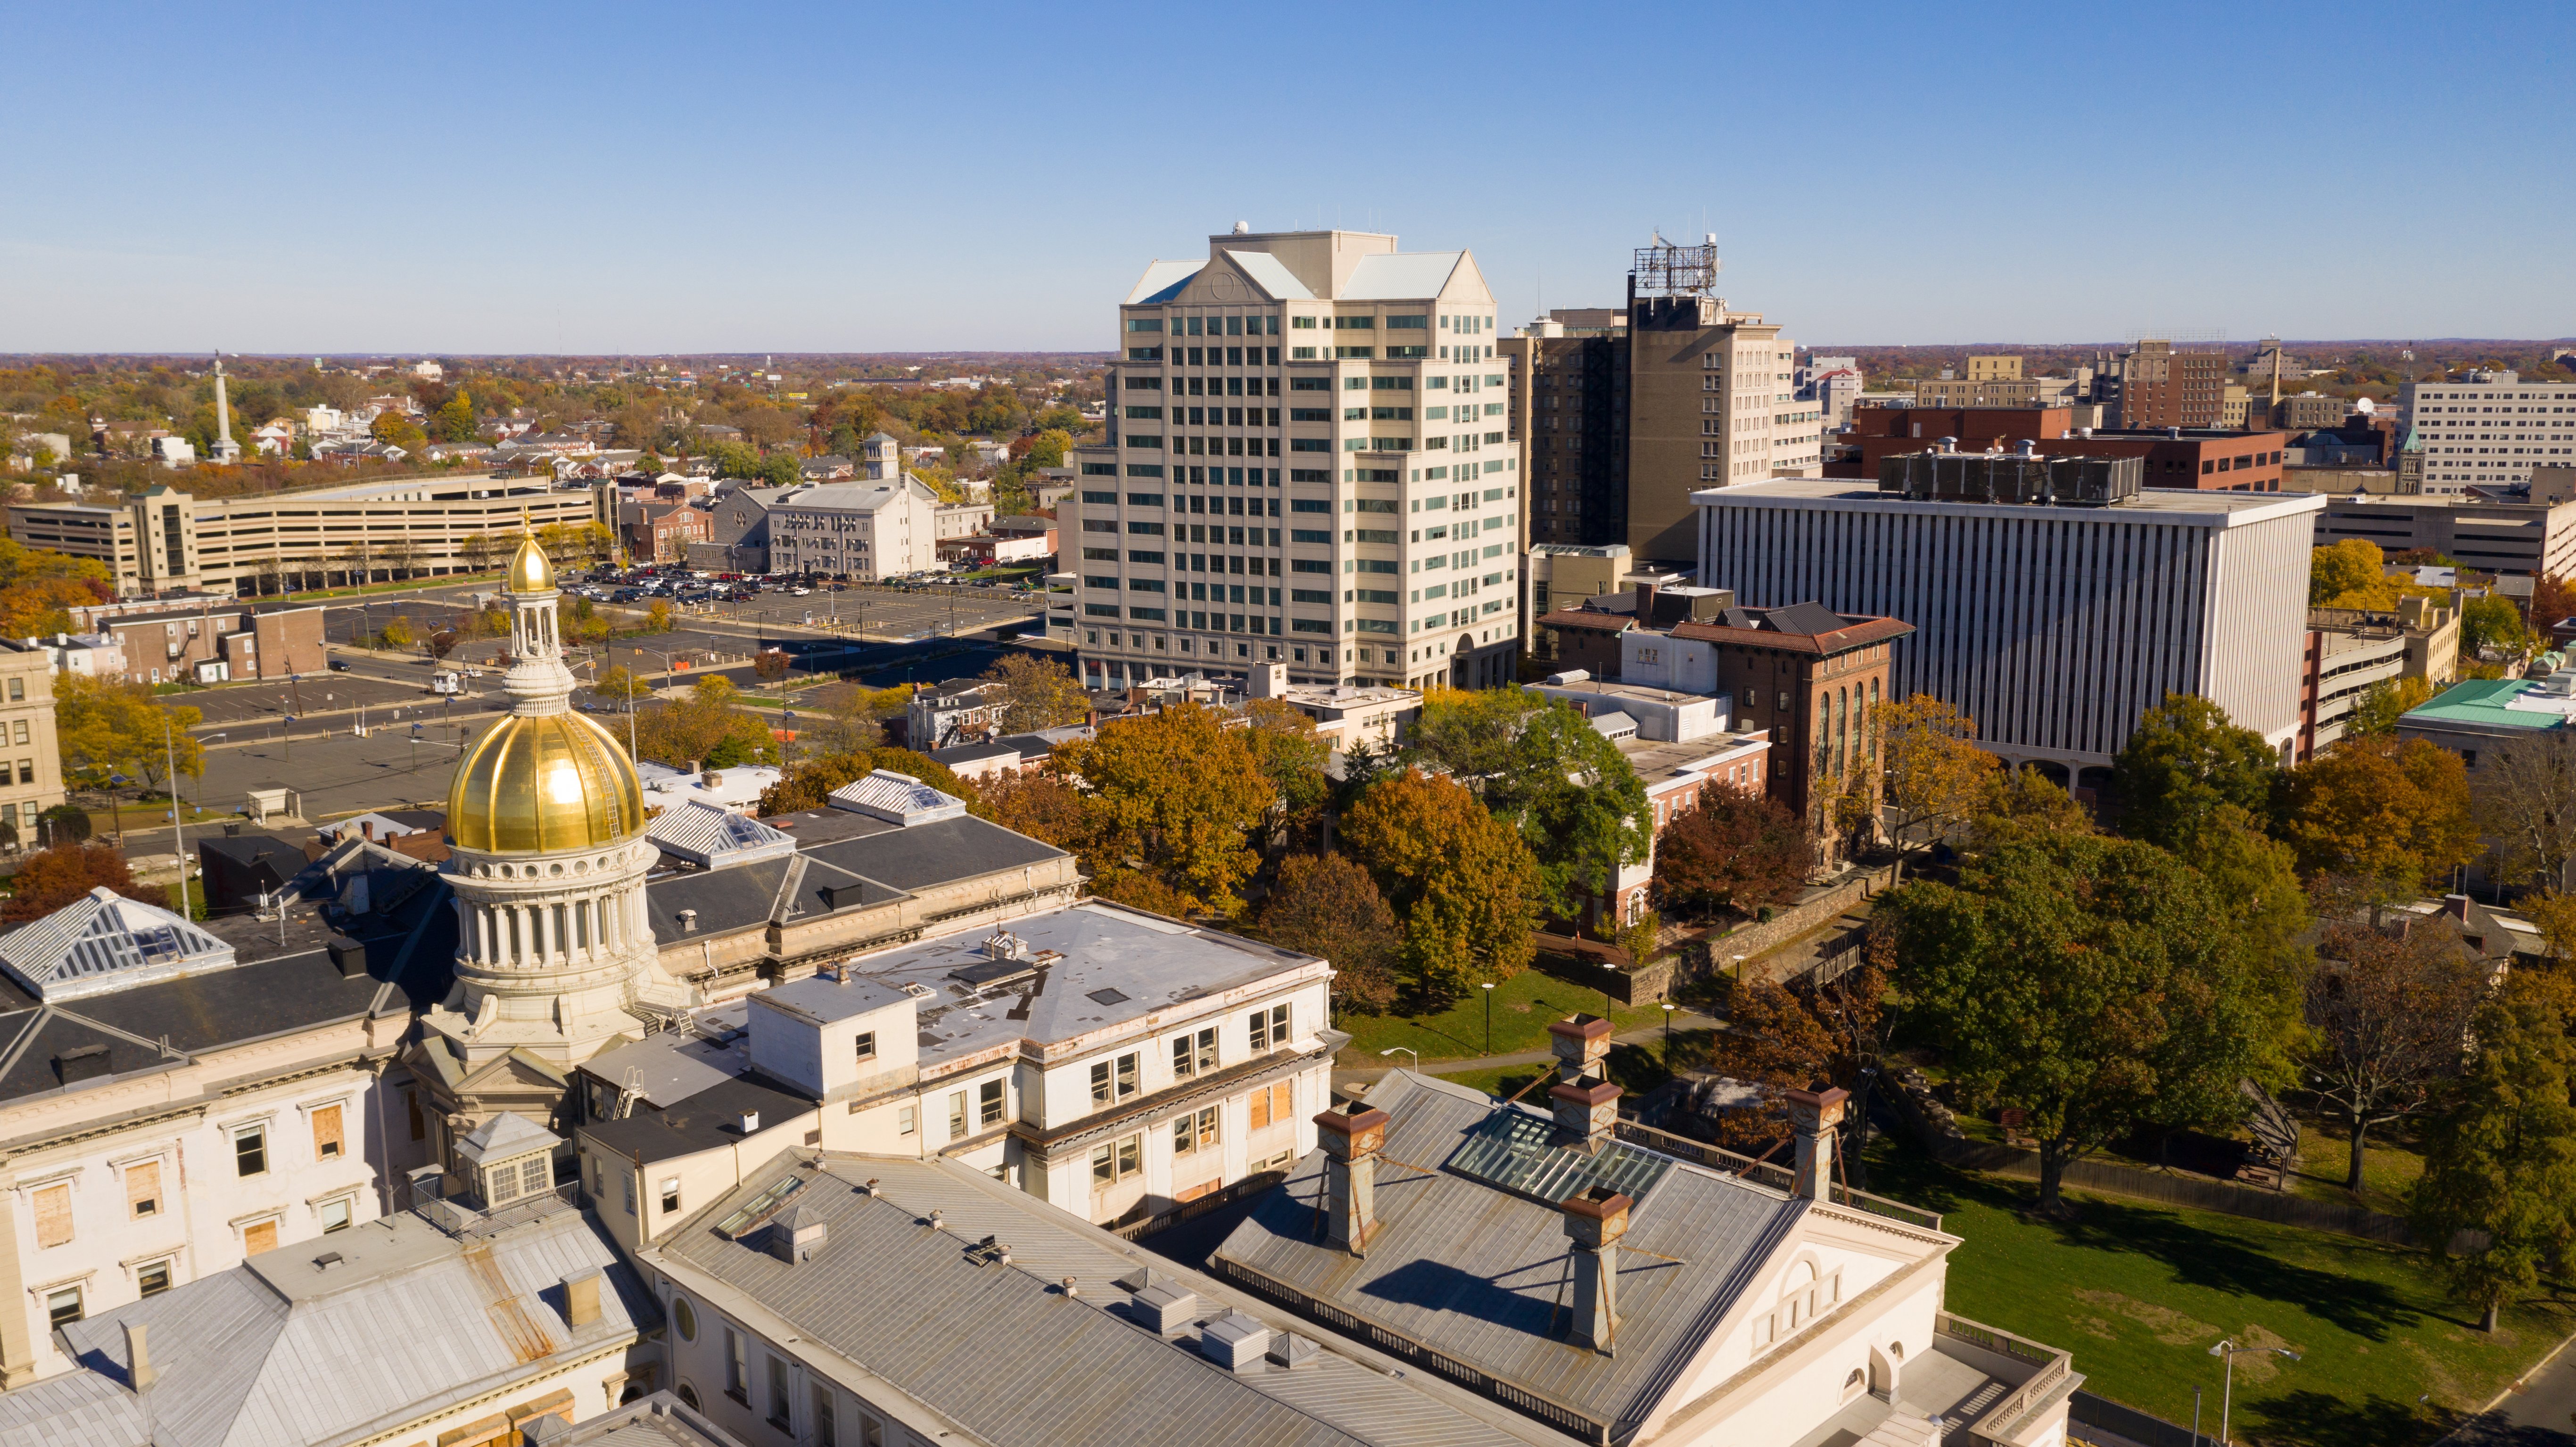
(0, 888, 237, 1003)
(829, 770, 969, 826)
(1222, 249, 1317, 301)
(454, 1110, 562, 1167)
(1126, 260, 1206, 305)
(1340, 252, 1465, 301)
(651, 799, 798, 871)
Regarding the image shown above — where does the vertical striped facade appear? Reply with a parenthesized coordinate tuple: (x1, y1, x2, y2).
(1693, 482, 2321, 774)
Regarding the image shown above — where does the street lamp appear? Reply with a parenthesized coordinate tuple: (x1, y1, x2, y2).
(2208, 1340, 2300, 1446)
(1378, 1046, 1418, 1074)
(1481, 981, 1496, 1056)
(191, 733, 225, 816)
(1661, 1000, 1676, 1056)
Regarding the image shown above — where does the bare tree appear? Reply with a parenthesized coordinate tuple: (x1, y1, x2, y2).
(336, 539, 371, 589)
(2471, 730, 2576, 892)
(2305, 900, 2489, 1192)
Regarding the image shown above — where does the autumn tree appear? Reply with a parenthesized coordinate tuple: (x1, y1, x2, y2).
(1706, 957, 1894, 1165)
(980, 653, 1089, 734)
(2304, 899, 2489, 1193)
(1403, 689, 1650, 918)
(2, 843, 160, 923)
(2310, 538, 2390, 608)
(632, 676, 776, 770)
(1049, 703, 1273, 915)
(56, 675, 202, 793)
(751, 648, 790, 682)
(2109, 693, 2278, 851)
(756, 747, 968, 816)
(1651, 791, 1809, 921)
(0, 536, 111, 638)
(1877, 693, 1997, 879)
(431, 392, 476, 442)
(1339, 767, 1541, 999)
(2411, 973, 2576, 1331)
(370, 411, 426, 450)
(2348, 675, 2436, 735)
(2470, 730, 2576, 892)
(969, 766, 1090, 853)
(1253, 852, 1400, 1014)
(2280, 734, 2478, 893)
(2531, 572, 2576, 634)
(1968, 765, 2093, 850)
(1884, 832, 2290, 1214)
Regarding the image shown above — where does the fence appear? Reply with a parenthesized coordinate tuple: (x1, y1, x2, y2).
(2069, 1389, 2205, 1447)
(1613, 1119, 1945, 1232)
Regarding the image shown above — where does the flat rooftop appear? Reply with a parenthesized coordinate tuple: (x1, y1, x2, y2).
(2403, 678, 2575, 733)
(1534, 678, 1726, 707)
(1619, 732, 1768, 782)
(1692, 478, 2327, 524)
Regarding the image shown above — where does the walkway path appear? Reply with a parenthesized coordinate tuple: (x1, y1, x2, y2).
(1331, 1008, 1723, 1093)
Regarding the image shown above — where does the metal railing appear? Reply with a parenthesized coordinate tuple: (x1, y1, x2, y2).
(1612, 1119, 1944, 1232)
(1111, 1169, 1287, 1241)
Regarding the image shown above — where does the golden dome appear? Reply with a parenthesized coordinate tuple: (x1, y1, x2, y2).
(507, 534, 554, 593)
(446, 710, 643, 853)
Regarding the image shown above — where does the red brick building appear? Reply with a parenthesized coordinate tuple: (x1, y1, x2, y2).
(77, 602, 326, 686)
(1829, 407, 2288, 492)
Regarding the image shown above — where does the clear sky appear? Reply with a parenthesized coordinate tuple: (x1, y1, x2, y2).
(6, 1, 2570, 354)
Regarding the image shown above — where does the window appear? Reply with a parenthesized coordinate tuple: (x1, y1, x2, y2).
(243, 1218, 278, 1254)
(234, 1124, 267, 1177)
(725, 1327, 749, 1404)
(674, 1296, 700, 1341)
(855, 1031, 876, 1061)
(137, 1260, 172, 1297)
(1249, 1003, 1290, 1052)
(126, 1160, 161, 1218)
(1248, 1080, 1295, 1129)
(311, 1103, 344, 1160)
(32, 1183, 70, 1248)
(768, 1355, 794, 1431)
(661, 1178, 682, 1214)
(897, 1104, 916, 1135)
(1090, 1052, 1140, 1105)
(979, 1078, 1005, 1127)
(1172, 1026, 1218, 1079)
(815, 1384, 838, 1447)
(45, 1286, 80, 1329)
(1174, 1105, 1220, 1155)
(948, 1091, 967, 1140)
(319, 1196, 353, 1233)
(1090, 1133, 1143, 1184)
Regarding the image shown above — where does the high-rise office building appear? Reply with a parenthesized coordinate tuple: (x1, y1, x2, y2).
(2109, 339, 2231, 429)
(1502, 239, 1822, 567)
(1066, 228, 1525, 693)
(2400, 370, 2576, 493)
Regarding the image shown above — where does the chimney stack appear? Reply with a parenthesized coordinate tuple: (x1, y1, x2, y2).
(1561, 1186, 1632, 1354)
(1787, 1086, 1849, 1202)
(124, 1321, 155, 1392)
(1547, 1015, 1622, 1153)
(1548, 1014, 1613, 1081)
(1313, 1104, 1389, 1254)
(564, 1269, 602, 1327)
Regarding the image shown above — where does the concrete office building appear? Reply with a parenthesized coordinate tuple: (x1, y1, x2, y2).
(763, 477, 943, 580)
(7, 477, 597, 598)
(2400, 370, 2576, 492)
(1912, 376, 2081, 411)
(2310, 493, 2576, 577)
(1067, 227, 1524, 693)
(1695, 461, 2322, 786)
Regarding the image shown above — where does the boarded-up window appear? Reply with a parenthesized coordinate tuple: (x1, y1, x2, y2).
(33, 1184, 71, 1248)
(243, 1219, 278, 1255)
(125, 1161, 161, 1218)
(1248, 1081, 1294, 1130)
(311, 1104, 345, 1160)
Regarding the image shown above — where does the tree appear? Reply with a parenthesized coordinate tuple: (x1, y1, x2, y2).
(377, 614, 414, 650)
(460, 534, 498, 574)
(2462, 595, 2530, 658)
(969, 767, 1091, 853)
(1651, 791, 1810, 921)
(1705, 958, 1894, 1163)
(2348, 675, 2436, 735)
(2280, 734, 2479, 892)
(370, 411, 425, 451)
(2, 843, 160, 923)
(1883, 832, 2289, 1214)
(2109, 693, 2278, 850)
(644, 600, 674, 633)
(980, 654, 1088, 734)
(1403, 689, 1651, 919)
(2304, 900, 2489, 1193)
(757, 747, 969, 816)
(2311, 538, 2390, 608)
(633, 675, 774, 769)
(35, 804, 90, 847)
(2411, 974, 2576, 1331)
(1254, 853, 1400, 1014)
(1243, 699, 1330, 845)
(751, 648, 790, 682)
(1339, 767, 1541, 999)
(2472, 729, 2576, 892)
(1023, 428, 1075, 470)
(1968, 765, 2093, 850)
(2522, 891, 2576, 964)
(0, 536, 110, 638)
(593, 665, 651, 712)
(1049, 703, 1273, 915)
(2531, 573, 2576, 635)
(56, 675, 202, 793)
(1877, 693, 1997, 879)
(431, 392, 476, 443)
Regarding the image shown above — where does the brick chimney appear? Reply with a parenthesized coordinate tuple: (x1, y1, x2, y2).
(1547, 1013, 1613, 1081)
(1561, 1186, 1632, 1354)
(1548, 1015, 1621, 1153)
(1314, 1104, 1389, 1254)
(1787, 1086, 1849, 1202)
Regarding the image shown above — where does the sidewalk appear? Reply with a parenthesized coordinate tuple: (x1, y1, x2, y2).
(1331, 1008, 1722, 1092)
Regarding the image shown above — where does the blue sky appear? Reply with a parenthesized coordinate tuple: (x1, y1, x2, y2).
(4, 1, 2570, 354)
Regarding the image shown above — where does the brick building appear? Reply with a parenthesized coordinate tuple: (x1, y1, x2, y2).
(66, 601, 326, 686)
(1829, 407, 2287, 491)
(2111, 339, 2232, 428)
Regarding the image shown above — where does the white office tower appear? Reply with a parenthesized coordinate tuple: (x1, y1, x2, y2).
(2401, 370, 2576, 493)
(1067, 228, 1524, 692)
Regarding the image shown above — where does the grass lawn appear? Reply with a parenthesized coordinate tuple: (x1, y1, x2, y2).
(2283, 1116, 2428, 1220)
(1335, 966, 1675, 1063)
(1862, 1139, 2575, 1446)
(1431, 1028, 1713, 1101)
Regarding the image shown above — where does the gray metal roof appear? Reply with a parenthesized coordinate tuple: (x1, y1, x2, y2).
(828, 770, 968, 825)
(1223, 249, 1316, 301)
(547, 1392, 748, 1445)
(454, 1109, 561, 1167)
(49, 1204, 654, 1447)
(0, 887, 238, 1002)
(650, 799, 798, 870)
(1339, 253, 1466, 301)
(1127, 260, 1205, 305)
(0, 1368, 146, 1447)
(1211, 1073, 1804, 1441)
(657, 1155, 1548, 1447)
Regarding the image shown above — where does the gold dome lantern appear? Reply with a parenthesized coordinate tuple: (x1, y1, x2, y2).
(446, 710, 644, 853)
(507, 533, 555, 593)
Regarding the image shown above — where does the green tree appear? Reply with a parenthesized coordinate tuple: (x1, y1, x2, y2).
(56, 674, 202, 793)
(1968, 765, 2093, 851)
(1243, 699, 1331, 844)
(632, 675, 776, 769)
(1049, 703, 1274, 915)
(1883, 832, 2288, 1213)
(1023, 428, 1075, 469)
(431, 392, 476, 443)
(2348, 675, 2436, 735)
(1403, 689, 1650, 919)
(1253, 852, 1400, 1014)
(2411, 975, 2576, 1331)
(756, 747, 969, 816)
(1339, 767, 1541, 999)
(2109, 693, 2279, 850)
(2461, 594, 2530, 657)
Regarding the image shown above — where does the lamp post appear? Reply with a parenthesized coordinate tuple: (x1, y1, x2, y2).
(1661, 1000, 1676, 1057)
(2208, 1340, 2300, 1446)
(1378, 1046, 1418, 1075)
(191, 733, 224, 815)
(1480, 981, 1496, 1055)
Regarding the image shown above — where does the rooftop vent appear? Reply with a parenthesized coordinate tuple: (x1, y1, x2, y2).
(54, 1044, 111, 1085)
(1132, 1278, 1200, 1334)
(1199, 1310, 1272, 1371)
(678, 908, 698, 932)
(737, 1110, 760, 1135)
(1267, 1332, 1321, 1370)
(767, 1204, 829, 1264)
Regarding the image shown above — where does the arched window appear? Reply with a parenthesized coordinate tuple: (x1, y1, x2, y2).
(1842, 1367, 1866, 1401)
(677, 1382, 702, 1411)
